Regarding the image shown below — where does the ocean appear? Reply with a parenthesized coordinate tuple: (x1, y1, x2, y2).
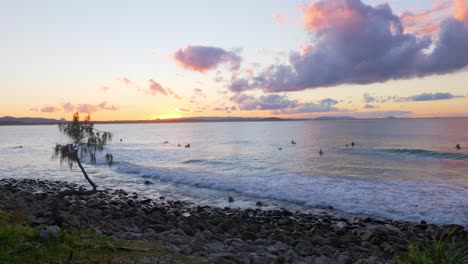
(1, 118, 467, 226)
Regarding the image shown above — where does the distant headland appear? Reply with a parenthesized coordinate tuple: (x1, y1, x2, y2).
(1, 115, 467, 126)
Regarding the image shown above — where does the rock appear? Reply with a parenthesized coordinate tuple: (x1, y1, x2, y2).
(34, 192, 47, 200)
(209, 252, 237, 262)
(337, 254, 351, 264)
(249, 253, 267, 264)
(335, 221, 348, 230)
(231, 240, 257, 252)
(241, 231, 258, 241)
(38, 230, 51, 241)
(127, 199, 135, 207)
(296, 242, 315, 256)
(312, 235, 332, 246)
(315, 256, 333, 264)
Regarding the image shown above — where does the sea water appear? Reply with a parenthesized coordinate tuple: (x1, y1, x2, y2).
(1, 118, 467, 226)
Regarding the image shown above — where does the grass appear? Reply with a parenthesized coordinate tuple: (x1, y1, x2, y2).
(396, 227, 468, 264)
(0, 211, 206, 264)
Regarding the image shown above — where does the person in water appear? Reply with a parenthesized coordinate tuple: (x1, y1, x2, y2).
(456, 144, 461, 150)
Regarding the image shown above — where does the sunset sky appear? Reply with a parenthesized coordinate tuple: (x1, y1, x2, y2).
(1, 0, 468, 120)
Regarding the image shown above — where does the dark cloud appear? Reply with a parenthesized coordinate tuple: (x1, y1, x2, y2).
(230, 94, 298, 110)
(404, 92, 464, 101)
(272, 98, 342, 114)
(228, 0, 468, 93)
(174, 45, 241, 72)
(230, 94, 342, 114)
(363, 93, 376, 103)
(212, 106, 230, 112)
(363, 92, 464, 104)
(364, 104, 378, 109)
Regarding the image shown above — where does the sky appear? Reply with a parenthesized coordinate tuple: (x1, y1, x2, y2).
(1, 0, 468, 120)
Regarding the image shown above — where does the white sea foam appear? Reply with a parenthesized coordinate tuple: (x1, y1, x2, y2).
(117, 161, 468, 226)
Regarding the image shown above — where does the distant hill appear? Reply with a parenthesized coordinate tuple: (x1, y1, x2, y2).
(314, 116, 356, 120)
(149, 116, 290, 123)
(0, 116, 64, 125)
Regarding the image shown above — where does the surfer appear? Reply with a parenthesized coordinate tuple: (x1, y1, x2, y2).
(456, 144, 461, 150)
(319, 149, 323, 155)
(291, 140, 296, 144)
(351, 142, 355, 147)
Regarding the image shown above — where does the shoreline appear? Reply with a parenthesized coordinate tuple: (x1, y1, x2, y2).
(1, 178, 467, 263)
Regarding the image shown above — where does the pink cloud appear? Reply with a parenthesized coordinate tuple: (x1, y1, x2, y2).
(167, 88, 181, 100)
(41, 106, 61, 113)
(273, 13, 288, 25)
(303, 0, 363, 32)
(400, 0, 451, 36)
(119, 77, 133, 86)
(173, 45, 241, 72)
(59, 101, 120, 113)
(455, 0, 468, 22)
(98, 101, 119, 111)
(76, 104, 99, 114)
(228, 0, 468, 93)
(148, 79, 168, 96)
(30, 106, 61, 113)
(62, 102, 75, 112)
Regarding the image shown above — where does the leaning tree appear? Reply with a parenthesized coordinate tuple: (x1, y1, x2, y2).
(53, 112, 113, 197)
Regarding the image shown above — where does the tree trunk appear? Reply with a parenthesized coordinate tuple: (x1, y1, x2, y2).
(75, 151, 97, 191)
(52, 151, 99, 226)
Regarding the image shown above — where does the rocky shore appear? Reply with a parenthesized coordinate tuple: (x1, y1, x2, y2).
(1, 178, 466, 264)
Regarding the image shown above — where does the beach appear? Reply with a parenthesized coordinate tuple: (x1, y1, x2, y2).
(2, 178, 467, 263)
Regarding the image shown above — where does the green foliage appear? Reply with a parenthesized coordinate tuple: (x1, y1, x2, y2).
(53, 112, 113, 168)
(0, 224, 205, 264)
(52, 112, 114, 192)
(397, 227, 468, 264)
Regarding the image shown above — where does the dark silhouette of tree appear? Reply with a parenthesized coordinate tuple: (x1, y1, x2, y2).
(53, 112, 113, 197)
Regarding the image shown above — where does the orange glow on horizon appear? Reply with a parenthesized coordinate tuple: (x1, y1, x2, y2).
(154, 113, 184, 120)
